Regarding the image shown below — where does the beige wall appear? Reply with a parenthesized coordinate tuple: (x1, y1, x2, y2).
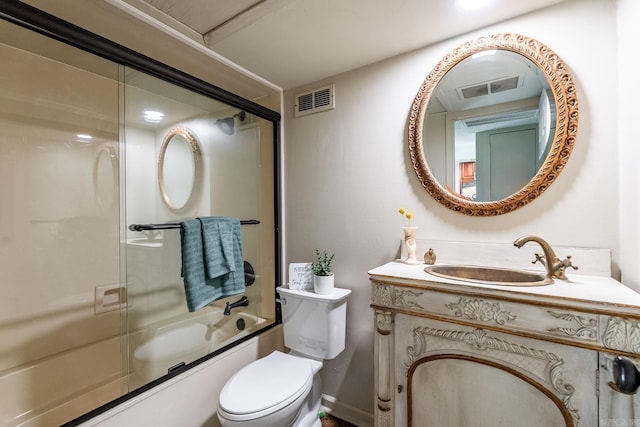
(618, 0, 640, 289)
(284, 0, 620, 415)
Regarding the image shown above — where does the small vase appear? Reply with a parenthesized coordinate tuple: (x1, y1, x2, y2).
(313, 274, 335, 294)
(402, 227, 420, 265)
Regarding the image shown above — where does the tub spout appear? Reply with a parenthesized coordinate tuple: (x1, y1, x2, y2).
(513, 235, 578, 280)
(224, 296, 249, 315)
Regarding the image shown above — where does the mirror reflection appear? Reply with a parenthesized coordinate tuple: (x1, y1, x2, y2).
(93, 144, 118, 208)
(158, 126, 201, 212)
(424, 50, 556, 201)
(409, 34, 579, 216)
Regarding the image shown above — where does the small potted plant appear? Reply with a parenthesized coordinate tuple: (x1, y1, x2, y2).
(312, 249, 334, 294)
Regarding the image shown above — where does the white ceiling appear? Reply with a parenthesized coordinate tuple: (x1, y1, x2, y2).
(128, 0, 570, 90)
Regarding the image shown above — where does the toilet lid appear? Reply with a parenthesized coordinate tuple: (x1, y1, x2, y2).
(218, 351, 313, 416)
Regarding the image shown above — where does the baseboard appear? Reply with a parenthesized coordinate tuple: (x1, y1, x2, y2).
(321, 394, 374, 427)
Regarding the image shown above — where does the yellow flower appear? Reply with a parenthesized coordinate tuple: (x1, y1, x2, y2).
(398, 207, 414, 227)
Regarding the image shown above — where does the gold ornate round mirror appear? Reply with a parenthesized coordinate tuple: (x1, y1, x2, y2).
(408, 33, 578, 216)
(158, 126, 202, 212)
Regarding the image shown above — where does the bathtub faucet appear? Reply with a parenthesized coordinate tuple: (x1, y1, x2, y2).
(224, 296, 249, 315)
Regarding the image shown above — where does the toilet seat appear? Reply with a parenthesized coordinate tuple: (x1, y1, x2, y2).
(218, 351, 314, 422)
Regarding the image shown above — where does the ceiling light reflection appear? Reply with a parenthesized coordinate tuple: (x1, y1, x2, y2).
(76, 134, 93, 143)
(144, 110, 164, 123)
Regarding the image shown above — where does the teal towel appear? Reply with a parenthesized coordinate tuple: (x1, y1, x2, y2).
(199, 217, 239, 279)
(180, 217, 245, 312)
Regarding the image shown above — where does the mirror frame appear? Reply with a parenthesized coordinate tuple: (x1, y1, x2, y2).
(158, 125, 202, 212)
(408, 33, 579, 216)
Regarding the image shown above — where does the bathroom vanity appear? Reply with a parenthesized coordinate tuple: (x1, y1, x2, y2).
(370, 240, 640, 427)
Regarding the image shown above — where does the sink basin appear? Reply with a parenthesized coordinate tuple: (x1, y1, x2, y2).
(424, 265, 553, 287)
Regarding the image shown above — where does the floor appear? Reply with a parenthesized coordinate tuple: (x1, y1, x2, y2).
(320, 413, 357, 426)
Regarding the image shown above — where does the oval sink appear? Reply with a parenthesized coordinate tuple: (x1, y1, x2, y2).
(424, 265, 553, 287)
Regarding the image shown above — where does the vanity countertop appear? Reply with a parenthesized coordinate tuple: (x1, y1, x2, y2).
(369, 261, 640, 316)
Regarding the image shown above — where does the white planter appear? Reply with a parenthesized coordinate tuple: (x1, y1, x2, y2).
(313, 274, 334, 294)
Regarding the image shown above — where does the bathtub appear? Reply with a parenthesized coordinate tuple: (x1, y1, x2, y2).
(131, 307, 266, 385)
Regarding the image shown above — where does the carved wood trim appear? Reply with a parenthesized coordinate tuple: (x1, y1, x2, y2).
(371, 280, 640, 358)
(372, 283, 393, 307)
(547, 311, 598, 341)
(445, 297, 517, 325)
(371, 277, 640, 320)
(393, 289, 424, 310)
(603, 317, 640, 353)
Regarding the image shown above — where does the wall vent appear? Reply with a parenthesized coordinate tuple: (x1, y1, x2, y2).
(294, 84, 335, 117)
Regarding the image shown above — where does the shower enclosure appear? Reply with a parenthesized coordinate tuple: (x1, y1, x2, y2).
(0, 4, 280, 426)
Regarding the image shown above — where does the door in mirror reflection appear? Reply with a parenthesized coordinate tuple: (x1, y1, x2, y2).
(475, 124, 537, 201)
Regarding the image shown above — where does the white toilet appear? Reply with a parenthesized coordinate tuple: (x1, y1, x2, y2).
(217, 286, 351, 427)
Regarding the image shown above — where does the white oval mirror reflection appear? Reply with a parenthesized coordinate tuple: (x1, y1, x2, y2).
(94, 144, 117, 208)
(158, 126, 201, 211)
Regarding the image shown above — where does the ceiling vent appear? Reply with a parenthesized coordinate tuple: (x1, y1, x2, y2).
(462, 109, 538, 127)
(460, 76, 520, 99)
(294, 84, 335, 117)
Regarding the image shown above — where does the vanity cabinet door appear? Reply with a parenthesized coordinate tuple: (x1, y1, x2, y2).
(394, 315, 598, 427)
(598, 353, 640, 427)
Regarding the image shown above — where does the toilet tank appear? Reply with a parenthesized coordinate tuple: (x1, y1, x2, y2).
(276, 287, 351, 360)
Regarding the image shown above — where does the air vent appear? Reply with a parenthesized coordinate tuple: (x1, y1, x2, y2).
(462, 109, 538, 127)
(460, 76, 520, 99)
(294, 84, 335, 117)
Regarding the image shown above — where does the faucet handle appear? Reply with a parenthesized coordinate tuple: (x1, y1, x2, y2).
(562, 255, 579, 271)
(532, 253, 547, 266)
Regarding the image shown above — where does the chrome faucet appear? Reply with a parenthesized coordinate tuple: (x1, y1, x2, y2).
(513, 235, 578, 280)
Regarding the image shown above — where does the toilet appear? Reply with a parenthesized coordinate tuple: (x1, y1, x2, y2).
(217, 286, 351, 427)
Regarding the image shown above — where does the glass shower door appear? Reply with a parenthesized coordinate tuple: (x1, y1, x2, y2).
(122, 67, 277, 390)
(0, 19, 123, 426)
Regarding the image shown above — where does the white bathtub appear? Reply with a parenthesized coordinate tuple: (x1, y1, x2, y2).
(131, 307, 266, 385)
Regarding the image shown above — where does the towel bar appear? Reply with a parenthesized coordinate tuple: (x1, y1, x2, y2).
(128, 219, 259, 231)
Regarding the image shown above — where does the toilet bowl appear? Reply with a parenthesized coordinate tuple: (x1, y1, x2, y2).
(217, 351, 322, 426)
(217, 287, 351, 427)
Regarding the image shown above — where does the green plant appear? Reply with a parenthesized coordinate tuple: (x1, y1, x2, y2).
(312, 249, 334, 276)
